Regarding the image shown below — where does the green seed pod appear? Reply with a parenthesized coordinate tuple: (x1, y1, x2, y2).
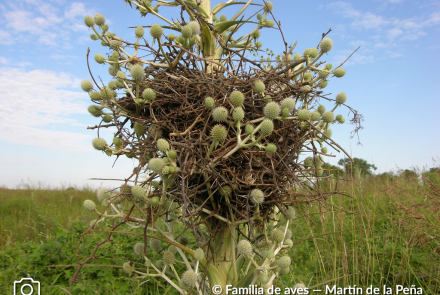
(293, 53, 302, 61)
(109, 37, 122, 50)
(87, 105, 103, 117)
(297, 109, 311, 121)
(92, 138, 107, 151)
(142, 88, 156, 101)
(151, 181, 161, 189)
(108, 66, 118, 77)
(182, 270, 197, 287)
(317, 104, 326, 115)
(303, 72, 313, 81)
(279, 267, 290, 276)
(133, 242, 145, 256)
(264, 102, 281, 119)
(168, 33, 176, 41)
(219, 185, 232, 198)
(100, 41, 109, 47)
(155, 260, 165, 269)
(263, 1, 274, 12)
(131, 185, 145, 200)
(319, 81, 328, 89)
(333, 68, 346, 78)
(205, 96, 215, 109)
(116, 71, 126, 80)
(149, 158, 165, 174)
(94, 14, 105, 26)
(257, 13, 263, 20)
(135, 26, 144, 38)
(336, 92, 347, 104)
(280, 98, 295, 111)
(144, 259, 151, 267)
(254, 80, 265, 93)
(121, 184, 132, 195)
(303, 47, 319, 58)
(130, 64, 144, 82)
(211, 124, 227, 142)
(212, 106, 228, 122)
(311, 111, 321, 121)
(232, 107, 245, 122)
(83, 200, 96, 211)
(149, 238, 161, 252)
(285, 206, 296, 220)
(89, 91, 101, 101)
(259, 272, 270, 284)
(325, 64, 333, 70)
(315, 168, 324, 177)
(220, 14, 227, 21)
(322, 112, 334, 123)
(108, 81, 117, 90)
(163, 251, 175, 265)
(323, 129, 332, 138)
(194, 248, 204, 261)
(101, 24, 109, 31)
(97, 188, 109, 202)
(84, 15, 94, 27)
(230, 91, 244, 107)
(175, 35, 185, 44)
(188, 21, 200, 35)
(181, 25, 192, 39)
(81, 79, 94, 92)
(319, 38, 333, 53)
(150, 196, 160, 206)
(266, 250, 274, 259)
(113, 137, 123, 149)
(265, 19, 275, 27)
(272, 229, 284, 243)
(255, 41, 262, 48)
(304, 157, 313, 167)
(237, 240, 253, 257)
(336, 115, 345, 124)
(134, 122, 147, 136)
(167, 151, 177, 161)
(278, 255, 291, 269)
(266, 143, 277, 154)
(300, 85, 311, 92)
(281, 108, 289, 117)
(245, 124, 254, 134)
(122, 262, 134, 274)
(162, 166, 170, 175)
(157, 139, 170, 153)
(179, 236, 189, 246)
(250, 189, 265, 204)
(321, 147, 328, 154)
(251, 30, 260, 39)
(150, 24, 163, 38)
(260, 119, 274, 136)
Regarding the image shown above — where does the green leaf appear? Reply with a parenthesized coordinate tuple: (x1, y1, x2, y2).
(182, 1, 209, 17)
(213, 2, 260, 15)
(213, 21, 249, 34)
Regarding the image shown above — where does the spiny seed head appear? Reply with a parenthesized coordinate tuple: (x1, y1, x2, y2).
(113, 137, 123, 149)
(260, 119, 274, 136)
(294, 53, 302, 61)
(333, 68, 346, 78)
(149, 196, 160, 206)
(108, 66, 118, 77)
(122, 262, 134, 274)
(144, 259, 151, 267)
(237, 240, 253, 257)
(157, 139, 170, 152)
(255, 41, 262, 48)
(297, 109, 311, 121)
(320, 38, 333, 53)
(181, 25, 192, 39)
(220, 185, 232, 197)
(325, 63, 333, 70)
(284, 239, 293, 247)
(265, 20, 274, 27)
(108, 81, 117, 90)
(323, 129, 332, 138)
(205, 96, 215, 109)
(281, 227, 292, 240)
(109, 37, 122, 50)
(134, 122, 147, 136)
(336, 115, 345, 124)
(163, 251, 175, 265)
(194, 248, 204, 261)
(251, 30, 260, 39)
(304, 157, 313, 167)
(94, 14, 105, 26)
(116, 71, 126, 80)
(188, 21, 200, 35)
(250, 189, 264, 204)
(317, 105, 326, 115)
(259, 273, 270, 284)
(84, 15, 94, 27)
(319, 81, 328, 89)
(94, 53, 106, 64)
(263, 1, 274, 12)
(168, 33, 176, 41)
(257, 13, 263, 20)
(135, 26, 144, 38)
(97, 188, 109, 202)
(322, 112, 334, 123)
(294, 283, 307, 290)
(155, 260, 165, 269)
(264, 102, 281, 120)
(211, 124, 227, 142)
(142, 88, 156, 101)
(150, 24, 163, 38)
(286, 206, 296, 220)
(282, 108, 289, 117)
(133, 242, 145, 256)
(280, 98, 295, 111)
(336, 92, 347, 104)
(182, 270, 197, 287)
(232, 107, 245, 122)
(167, 150, 177, 160)
(212, 106, 228, 122)
(311, 111, 321, 121)
(149, 238, 161, 251)
(131, 185, 145, 200)
(321, 147, 328, 154)
(149, 158, 165, 174)
(92, 138, 107, 151)
(279, 267, 290, 276)
(266, 250, 274, 259)
(230, 91, 244, 107)
(272, 229, 284, 243)
(83, 200, 96, 211)
(266, 143, 277, 154)
(88, 105, 103, 117)
(303, 72, 313, 81)
(179, 236, 189, 246)
(278, 255, 291, 268)
(254, 80, 265, 93)
(130, 64, 144, 82)
(315, 168, 324, 177)
(303, 47, 319, 58)
(220, 14, 227, 21)
(101, 24, 109, 31)
(90, 91, 101, 101)
(245, 124, 254, 134)
(162, 166, 170, 175)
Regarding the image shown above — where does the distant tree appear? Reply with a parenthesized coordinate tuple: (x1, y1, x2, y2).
(338, 158, 378, 176)
(401, 169, 418, 179)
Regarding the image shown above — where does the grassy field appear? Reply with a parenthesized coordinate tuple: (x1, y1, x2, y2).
(0, 169, 439, 294)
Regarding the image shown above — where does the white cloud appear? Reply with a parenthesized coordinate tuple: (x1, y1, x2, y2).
(0, 67, 92, 152)
(0, 155, 57, 164)
(0, 29, 14, 45)
(387, 28, 403, 40)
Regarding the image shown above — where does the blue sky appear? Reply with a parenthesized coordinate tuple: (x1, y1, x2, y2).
(0, 0, 439, 189)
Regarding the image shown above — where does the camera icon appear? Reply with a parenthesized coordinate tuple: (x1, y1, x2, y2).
(13, 278, 40, 295)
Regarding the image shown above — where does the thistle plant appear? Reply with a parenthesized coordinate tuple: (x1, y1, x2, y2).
(74, 0, 362, 293)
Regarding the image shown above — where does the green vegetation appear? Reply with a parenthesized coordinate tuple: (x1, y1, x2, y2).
(1, 165, 439, 294)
